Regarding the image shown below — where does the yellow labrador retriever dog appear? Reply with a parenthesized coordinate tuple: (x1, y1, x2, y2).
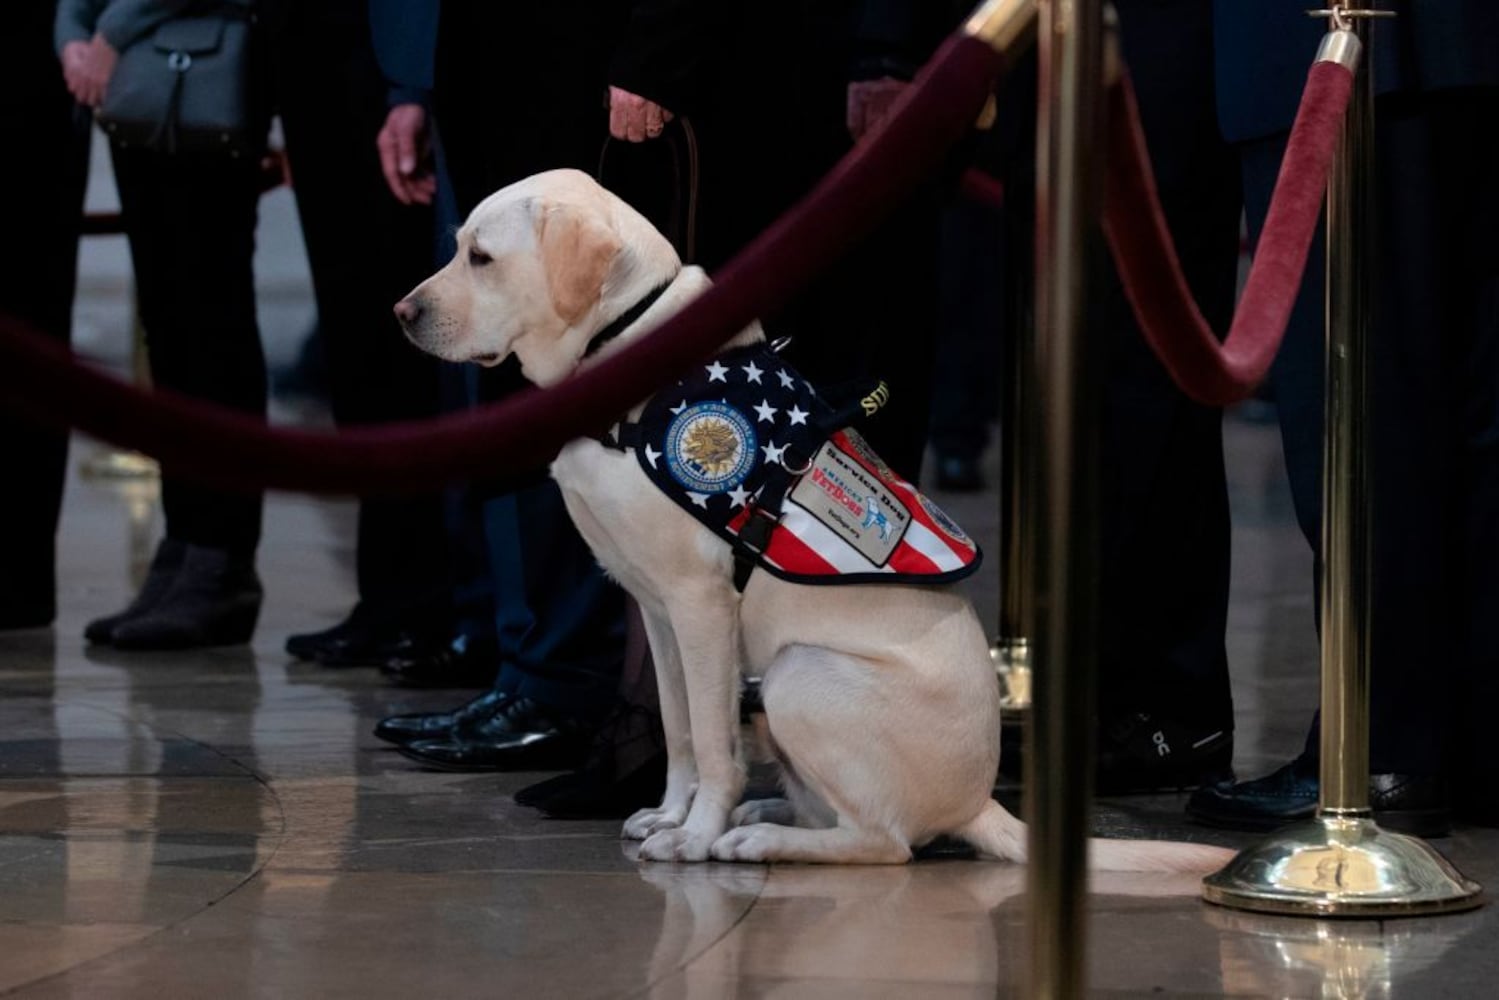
(397, 168, 1232, 871)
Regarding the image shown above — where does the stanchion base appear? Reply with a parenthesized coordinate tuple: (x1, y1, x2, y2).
(80, 449, 159, 480)
(989, 637, 1032, 716)
(1203, 815, 1483, 918)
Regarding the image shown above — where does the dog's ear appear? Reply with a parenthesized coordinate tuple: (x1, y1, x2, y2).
(537, 203, 621, 327)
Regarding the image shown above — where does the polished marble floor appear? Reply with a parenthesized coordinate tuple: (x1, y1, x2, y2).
(1, 411, 1495, 999)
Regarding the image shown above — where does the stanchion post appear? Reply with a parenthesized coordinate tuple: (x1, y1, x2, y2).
(992, 244, 1034, 713)
(1202, 4, 1481, 917)
(79, 238, 159, 481)
(1026, 0, 1107, 995)
(969, 2, 1039, 717)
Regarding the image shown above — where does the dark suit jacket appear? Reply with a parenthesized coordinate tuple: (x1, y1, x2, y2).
(368, 0, 437, 105)
(1215, 0, 1499, 143)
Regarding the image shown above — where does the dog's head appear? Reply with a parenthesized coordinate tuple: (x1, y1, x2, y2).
(395, 168, 679, 386)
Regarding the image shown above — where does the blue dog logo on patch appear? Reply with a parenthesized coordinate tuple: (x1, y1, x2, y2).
(861, 503, 892, 540)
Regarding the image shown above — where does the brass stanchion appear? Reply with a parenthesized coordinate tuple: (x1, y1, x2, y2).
(1202, 5, 1481, 917)
(967, 5, 1039, 718)
(81, 268, 159, 481)
(965, 0, 1039, 52)
(1029, 0, 1106, 993)
(991, 233, 1034, 714)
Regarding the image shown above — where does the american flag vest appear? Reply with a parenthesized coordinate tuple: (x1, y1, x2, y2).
(601, 343, 981, 589)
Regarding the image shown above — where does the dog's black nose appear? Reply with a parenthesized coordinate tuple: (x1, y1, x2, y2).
(393, 298, 423, 325)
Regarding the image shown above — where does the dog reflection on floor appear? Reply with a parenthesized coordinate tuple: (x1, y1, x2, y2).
(635, 861, 1213, 996)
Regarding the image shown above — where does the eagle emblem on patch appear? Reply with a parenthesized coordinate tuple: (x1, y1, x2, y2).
(665, 401, 757, 493)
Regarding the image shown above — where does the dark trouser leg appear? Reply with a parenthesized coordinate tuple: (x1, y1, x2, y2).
(928, 200, 1003, 466)
(271, 5, 452, 628)
(0, 13, 89, 622)
(428, 0, 628, 716)
(785, 193, 942, 486)
(1394, 89, 1498, 785)
(491, 480, 626, 722)
(111, 148, 266, 556)
(1244, 90, 1499, 779)
(1096, 0, 1241, 734)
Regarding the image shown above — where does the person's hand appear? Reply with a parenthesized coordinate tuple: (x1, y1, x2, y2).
(62, 36, 117, 108)
(77, 34, 119, 108)
(61, 41, 92, 104)
(376, 103, 436, 205)
(846, 77, 908, 141)
(608, 86, 673, 143)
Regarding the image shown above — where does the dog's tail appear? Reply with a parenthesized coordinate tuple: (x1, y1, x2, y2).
(954, 800, 1234, 873)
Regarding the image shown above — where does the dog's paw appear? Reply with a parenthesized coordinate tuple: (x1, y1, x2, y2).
(622, 806, 686, 841)
(638, 826, 717, 862)
(710, 824, 784, 863)
(730, 798, 796, 828)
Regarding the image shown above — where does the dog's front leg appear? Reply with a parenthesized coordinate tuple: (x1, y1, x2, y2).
(622, 608, 698, 840)
(637, 594, 744, 862)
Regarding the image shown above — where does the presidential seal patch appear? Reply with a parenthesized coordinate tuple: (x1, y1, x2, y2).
(665, 401, 757, 494)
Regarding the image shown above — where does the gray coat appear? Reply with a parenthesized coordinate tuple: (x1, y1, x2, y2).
(55, 1, 228, 54)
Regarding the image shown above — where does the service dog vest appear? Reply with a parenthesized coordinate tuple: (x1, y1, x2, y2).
(601, 344, 981, 589)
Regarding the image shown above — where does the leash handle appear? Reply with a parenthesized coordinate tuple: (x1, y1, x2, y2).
(596, 117, 701, 264)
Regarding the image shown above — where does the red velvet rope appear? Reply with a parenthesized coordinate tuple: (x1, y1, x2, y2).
(1103, 61, 1354, 406)
(0, 43, 1353, 495)
(959, 167, 1005, 210)
(0, 34, 1006, 495)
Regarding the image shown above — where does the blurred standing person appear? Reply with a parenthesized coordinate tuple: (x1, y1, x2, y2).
(261, 0, 458, 680)
(694, 0, 968, 485)
(978, 4, 1241, 792)
(371, 0, 712, 773)
(0, 0, 90, 631)
(1190, 0, 1499, 834)
(51, 0, 458, 660)
(56, 0, 268, 650)
(1091, 0, 1242, 793)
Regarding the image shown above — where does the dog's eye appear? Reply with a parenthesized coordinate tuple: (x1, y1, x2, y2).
(468, 247, 493, 267)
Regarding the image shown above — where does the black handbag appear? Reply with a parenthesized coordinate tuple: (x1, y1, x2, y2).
(97, 1, 255, 156)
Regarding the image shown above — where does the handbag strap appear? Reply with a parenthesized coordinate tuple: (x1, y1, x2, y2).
(152, 59, 191, 154)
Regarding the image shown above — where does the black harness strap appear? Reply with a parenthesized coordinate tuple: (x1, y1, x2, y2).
(583, 281, 674, 360)
(729, 379, 889, 591)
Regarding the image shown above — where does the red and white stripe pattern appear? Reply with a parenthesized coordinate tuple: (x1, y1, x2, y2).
(728, 431, 979, 583)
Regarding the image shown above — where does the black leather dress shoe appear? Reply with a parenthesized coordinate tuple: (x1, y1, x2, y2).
(379, 634, 499, 689)
(396, 696, 592, 772)
(372, 688, 512, 746)
(1095, 711, 1234, 794)
(287, 608, 452, 670)
(286, 614, 361, 662)
(1187, 755, 1452, 838)
(514, 701, 666, 818)
(527, 750, 668, 819)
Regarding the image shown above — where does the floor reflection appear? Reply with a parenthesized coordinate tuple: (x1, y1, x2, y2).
(638, 861, 1228, 997)
(1205, 905, 1481, 999)
(1, 419, 1495, 997)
